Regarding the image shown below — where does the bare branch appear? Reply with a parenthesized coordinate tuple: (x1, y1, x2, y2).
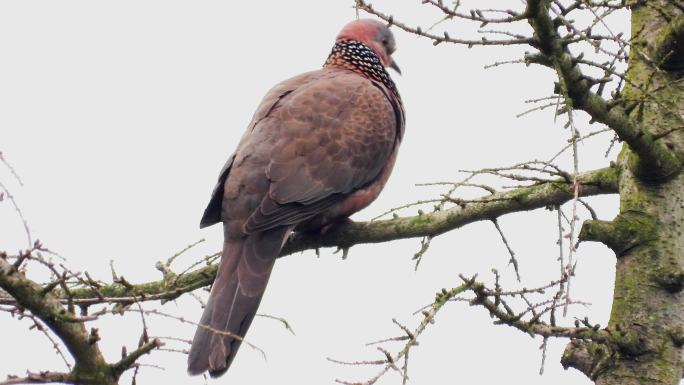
(1, 372, 74, 385)
(525, 0, 682, 180)
(354, 0, 535, 47)
(0, 255, 163, 385)
(0, 257, 108, 377)
(0, 167, 618, 308)
(111, 338, 163, 378)
(284, 166, 617, 254)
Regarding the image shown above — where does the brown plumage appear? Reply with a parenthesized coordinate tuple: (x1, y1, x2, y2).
(188, 19, 405, 378)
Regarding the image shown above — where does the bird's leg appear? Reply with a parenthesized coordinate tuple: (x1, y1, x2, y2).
(320, 217, 354, 235)
(295, 217, 354, 259)
(323, 217, 354, 259)
(333, 246, 350, 260)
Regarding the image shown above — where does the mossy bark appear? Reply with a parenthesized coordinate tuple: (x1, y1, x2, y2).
(0, 258, 122, 385)
(579, 2, 684, 384)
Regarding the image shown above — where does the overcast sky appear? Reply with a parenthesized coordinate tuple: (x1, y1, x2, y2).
(1, 1, 624, 384)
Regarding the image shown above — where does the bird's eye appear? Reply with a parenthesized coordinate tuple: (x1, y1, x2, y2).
(381, 39, 388, 46)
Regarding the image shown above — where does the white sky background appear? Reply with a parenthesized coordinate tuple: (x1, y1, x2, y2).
(0, 1, 625, 384)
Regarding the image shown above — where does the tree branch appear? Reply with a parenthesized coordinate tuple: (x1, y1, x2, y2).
(1, 166, 618, 307)
(283, 166, 617, 252)
(579, 212, 658, 256)
(1, 372, 75, 385)
(526, 0, 682, 180)
(561, 340, 613, 380)
(110, 339, 162, 378)
(0, 256, 161, 384)
(354, 0, 535, 47)
(0, 258, 109, 382)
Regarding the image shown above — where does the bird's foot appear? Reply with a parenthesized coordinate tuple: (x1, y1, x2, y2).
(326, 218, 354, 259)
(333, 246, 350, 260)
(320, 217, 354, 235)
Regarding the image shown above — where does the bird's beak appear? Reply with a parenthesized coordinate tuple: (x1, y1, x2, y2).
(389, 58, 401, 75)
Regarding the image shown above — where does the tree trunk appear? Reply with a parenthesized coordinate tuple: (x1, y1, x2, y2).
(569, 2, 684, 383)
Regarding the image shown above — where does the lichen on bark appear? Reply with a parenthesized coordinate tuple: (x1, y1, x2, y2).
(566, 2, 684, 383)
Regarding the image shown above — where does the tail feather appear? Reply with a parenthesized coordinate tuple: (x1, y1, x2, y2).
(187, 227, 289, 377)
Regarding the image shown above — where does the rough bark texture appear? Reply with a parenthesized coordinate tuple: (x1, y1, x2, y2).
(571, 1, 684, 384)
(0, 258, 116, 385)
(0, 256, 161, 385)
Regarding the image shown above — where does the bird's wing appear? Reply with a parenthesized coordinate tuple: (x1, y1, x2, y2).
(199, 71, 321, 228)
(229, 69, 403, 233)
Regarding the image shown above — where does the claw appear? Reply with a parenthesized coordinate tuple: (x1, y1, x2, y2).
(334, 247, 350, 260)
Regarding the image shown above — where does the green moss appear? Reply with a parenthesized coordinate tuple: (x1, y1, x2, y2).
(408, 213, 433, 228)
(609, 329, 647, 356)
(590, 165, 621, 190)
(609, 264, 645, 328)
(619, 162, 658, 213)
(654, 14, 684, 71)
(72, 363, 117, 385)
(579, 212, 658, 255)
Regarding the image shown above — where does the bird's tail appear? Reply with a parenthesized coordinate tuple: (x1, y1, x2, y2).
(187, 227, 288, 377)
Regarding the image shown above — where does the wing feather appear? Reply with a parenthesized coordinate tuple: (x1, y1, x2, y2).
(238, 70, 401, 233)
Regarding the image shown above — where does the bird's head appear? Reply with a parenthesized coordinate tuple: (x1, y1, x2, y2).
(336, 19, 400, 74)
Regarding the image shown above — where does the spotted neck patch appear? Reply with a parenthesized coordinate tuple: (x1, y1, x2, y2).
(324, 39, 399, 98)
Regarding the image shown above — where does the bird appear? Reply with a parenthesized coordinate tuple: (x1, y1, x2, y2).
(187, 18, 405, 378)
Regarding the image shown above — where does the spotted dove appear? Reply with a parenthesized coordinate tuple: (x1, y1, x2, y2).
(187, 19, 405, 377)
